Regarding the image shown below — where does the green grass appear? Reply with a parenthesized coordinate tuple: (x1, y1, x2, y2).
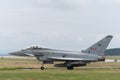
(0, 57, 120, 80)
(0, 69, 120, 80)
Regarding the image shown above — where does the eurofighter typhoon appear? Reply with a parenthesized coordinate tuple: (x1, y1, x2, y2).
(9, 35, 113, 70)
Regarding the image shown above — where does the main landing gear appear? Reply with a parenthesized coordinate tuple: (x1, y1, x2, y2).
(67, 66, 74, 70)
(66, 61, 74, 70)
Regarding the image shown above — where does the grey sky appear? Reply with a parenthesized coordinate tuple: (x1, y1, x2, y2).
(0, 0, 120, 53)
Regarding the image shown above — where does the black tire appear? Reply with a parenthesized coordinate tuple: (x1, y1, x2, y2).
(67, 66, 70, 70)
(70, 66, 73, 70)
(40, 66, 45, 70)
(67, 66, 74, 70)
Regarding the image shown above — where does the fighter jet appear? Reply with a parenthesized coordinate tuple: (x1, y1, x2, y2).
(9, 35, 113, 70)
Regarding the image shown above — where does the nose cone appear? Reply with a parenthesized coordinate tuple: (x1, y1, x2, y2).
(9, 51, 28, 56)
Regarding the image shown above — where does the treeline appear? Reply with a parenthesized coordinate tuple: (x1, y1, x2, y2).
(105, 48, 120, 56)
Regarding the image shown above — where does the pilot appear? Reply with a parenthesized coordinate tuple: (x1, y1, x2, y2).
(36, 46, 38, 49)
(32, 46, 35, 49)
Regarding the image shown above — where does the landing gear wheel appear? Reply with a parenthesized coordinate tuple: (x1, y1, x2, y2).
(40, 66, 45, 70)
(67, 66, 74, 70)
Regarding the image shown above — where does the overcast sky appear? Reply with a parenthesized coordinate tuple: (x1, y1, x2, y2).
(0, 0, 120, 53)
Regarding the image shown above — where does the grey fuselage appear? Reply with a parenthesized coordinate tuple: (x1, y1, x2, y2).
(11, 47, 104, 62)
(9, 35, 113, 70)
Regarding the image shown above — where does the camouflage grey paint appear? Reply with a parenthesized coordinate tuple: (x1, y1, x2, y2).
(9, 35, 113, 69)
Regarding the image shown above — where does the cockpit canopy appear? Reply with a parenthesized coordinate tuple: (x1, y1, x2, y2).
(24, 46, 42, 50)
(22, 46, 50, 50)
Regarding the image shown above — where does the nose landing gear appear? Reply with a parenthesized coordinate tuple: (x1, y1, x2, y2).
(40, 62, 45, 70)
(40, 66, 45, 70)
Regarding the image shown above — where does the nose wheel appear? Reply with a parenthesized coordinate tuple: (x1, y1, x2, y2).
(40, 66, 45, 70)
(40, 62, 45, 70)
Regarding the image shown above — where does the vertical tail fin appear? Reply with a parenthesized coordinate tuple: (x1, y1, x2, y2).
(82, 35, 113, 56)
